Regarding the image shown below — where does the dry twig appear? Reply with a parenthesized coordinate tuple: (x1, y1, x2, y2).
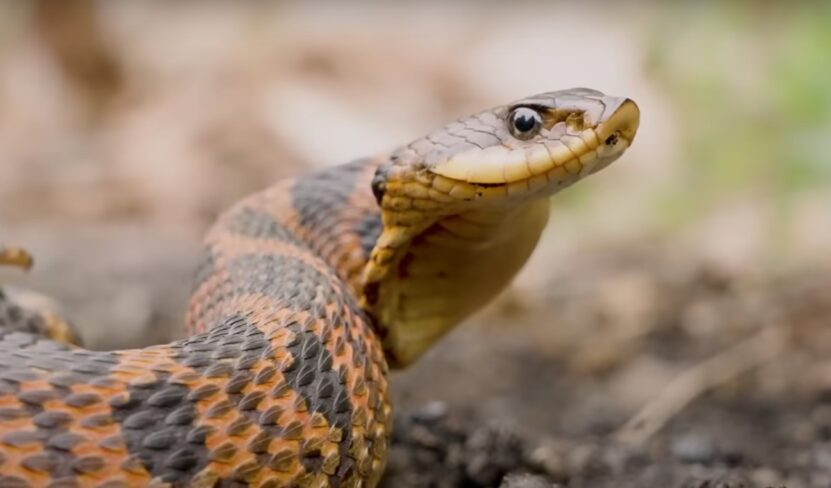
(615, 324, 789, 447)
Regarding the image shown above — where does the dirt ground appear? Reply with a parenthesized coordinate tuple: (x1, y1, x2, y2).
(381, 254, 831, 488)
(2, 3, 831, 487)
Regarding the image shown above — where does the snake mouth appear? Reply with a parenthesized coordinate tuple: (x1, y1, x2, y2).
(430, 97, 639, 191)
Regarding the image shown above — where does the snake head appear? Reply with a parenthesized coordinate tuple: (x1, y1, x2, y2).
(374, 88, 639, 218)
(364, 89, 639, 367)
(368, 88, 640, 367)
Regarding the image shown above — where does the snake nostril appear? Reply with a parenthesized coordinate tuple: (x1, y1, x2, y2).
(604, 133, 619, 146)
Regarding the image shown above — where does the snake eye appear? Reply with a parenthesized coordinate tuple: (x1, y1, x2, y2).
(508, 107, 543, 140)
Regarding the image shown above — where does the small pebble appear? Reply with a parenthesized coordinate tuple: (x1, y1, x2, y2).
(672, 434, 718, 464)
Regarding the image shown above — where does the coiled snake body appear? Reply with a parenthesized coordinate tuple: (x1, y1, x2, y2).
(0, 89, 639, 487)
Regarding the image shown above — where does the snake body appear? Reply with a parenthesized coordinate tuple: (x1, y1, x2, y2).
(0, 89, 639, 487)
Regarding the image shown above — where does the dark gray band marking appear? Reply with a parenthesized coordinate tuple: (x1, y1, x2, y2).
(290, 159, 366, 231)
(226, 208, 305, 246)
(110, 377, 203, 483)
(226, 253, 363, 322)
(284, 321, 354, 480)
(355, 213, 382, 259)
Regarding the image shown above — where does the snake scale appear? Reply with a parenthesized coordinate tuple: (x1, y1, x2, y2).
(0, 88, 639, 487)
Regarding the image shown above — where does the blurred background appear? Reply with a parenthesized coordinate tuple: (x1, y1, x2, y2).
(1, 2, 830, 487)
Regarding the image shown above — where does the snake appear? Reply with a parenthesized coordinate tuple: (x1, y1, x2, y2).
(0, 88, 639, 487)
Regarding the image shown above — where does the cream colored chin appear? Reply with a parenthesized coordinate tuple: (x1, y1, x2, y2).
(431, 127, 604, 185)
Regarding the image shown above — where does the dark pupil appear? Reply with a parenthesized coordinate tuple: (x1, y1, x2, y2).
(513, 109, 538, 133)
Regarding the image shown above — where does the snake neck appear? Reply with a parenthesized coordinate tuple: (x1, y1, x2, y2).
(363, 198, 550, 368)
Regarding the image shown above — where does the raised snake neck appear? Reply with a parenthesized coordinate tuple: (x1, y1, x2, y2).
(0, 88, 639, 486)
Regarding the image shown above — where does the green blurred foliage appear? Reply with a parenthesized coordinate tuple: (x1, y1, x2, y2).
(648, 2, 831, 225)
